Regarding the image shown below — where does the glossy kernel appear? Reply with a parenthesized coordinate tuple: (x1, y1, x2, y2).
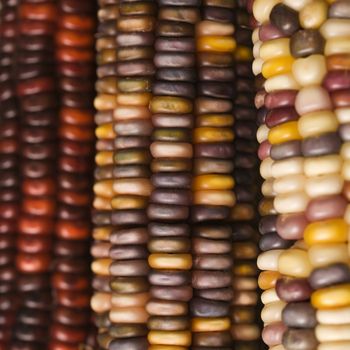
(262, 56, 295, 79)
(304, 219, 348, 246)
(268, 121, 301, 145)
(192, 317, 231, 332)
(194, 127, 234, 143)
(311, 284, 350, 309)
(197, 36, 237, 53)
(193, 175, 234, 191)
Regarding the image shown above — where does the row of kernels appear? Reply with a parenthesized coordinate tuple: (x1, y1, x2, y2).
(147, 1, 197, 349)
(107, 1, 155, 349)
(257, 111, 289, 350)
(53, 0, 97, 349)
(255, 68, 289, 350)
(231, 3, 261, 349)
(0, 2, 20, 349)
(191, 2, 236, 349)
(91, 0, 117, 348)
(13, 1, 59, 349)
